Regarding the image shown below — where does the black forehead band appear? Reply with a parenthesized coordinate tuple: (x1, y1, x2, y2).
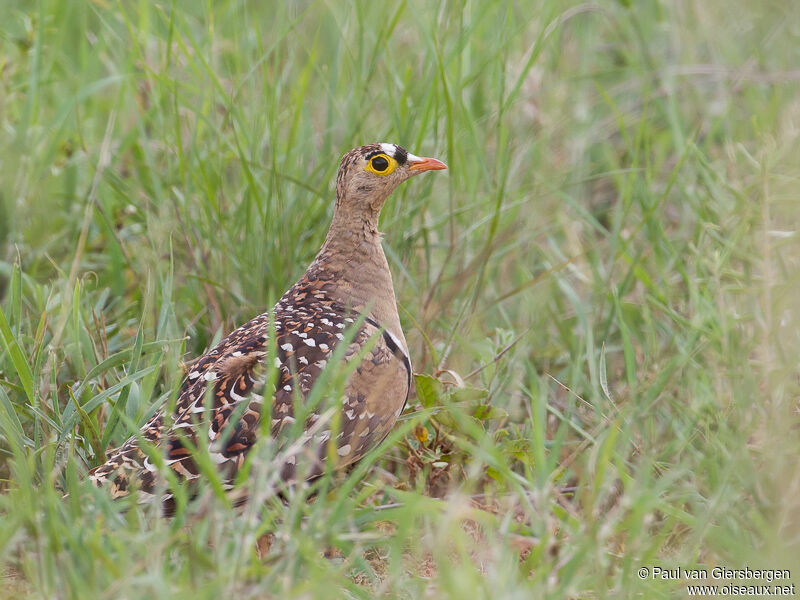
(365, 145, 408, 165)
(394, 146, 408, 165)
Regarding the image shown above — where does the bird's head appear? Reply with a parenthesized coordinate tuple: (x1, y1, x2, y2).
(334, 143, 446, 216)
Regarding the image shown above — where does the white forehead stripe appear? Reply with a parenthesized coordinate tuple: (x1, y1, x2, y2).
(378, 142, 422, 163)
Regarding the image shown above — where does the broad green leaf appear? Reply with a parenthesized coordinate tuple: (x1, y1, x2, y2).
(414, 374, 442, 408)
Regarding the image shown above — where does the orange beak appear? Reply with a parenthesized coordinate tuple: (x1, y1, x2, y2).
(408, 156, 448, 172)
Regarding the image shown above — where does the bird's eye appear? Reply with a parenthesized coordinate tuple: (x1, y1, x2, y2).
(365, 153, 397, 175)
(371, 156, 389, 171)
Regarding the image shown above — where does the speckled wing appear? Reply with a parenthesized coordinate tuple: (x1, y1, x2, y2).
(89, 292, 411, 500)
(88, 312, 272, 497)
(270, 301, 411, 482)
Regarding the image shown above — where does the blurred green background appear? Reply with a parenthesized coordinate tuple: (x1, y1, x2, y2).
(1, 0, 799, 597)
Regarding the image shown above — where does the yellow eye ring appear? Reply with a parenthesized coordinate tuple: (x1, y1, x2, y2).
(365, 153, 398, 176)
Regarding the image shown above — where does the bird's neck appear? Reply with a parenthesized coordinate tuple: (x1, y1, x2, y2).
(307, 207, 406, 351)
(325, 206, 381, 248)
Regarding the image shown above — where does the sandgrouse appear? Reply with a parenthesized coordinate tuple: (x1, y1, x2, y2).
(89, 143, 446, 502)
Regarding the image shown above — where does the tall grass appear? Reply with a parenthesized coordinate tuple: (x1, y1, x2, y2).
(1, 0, 799, 597)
